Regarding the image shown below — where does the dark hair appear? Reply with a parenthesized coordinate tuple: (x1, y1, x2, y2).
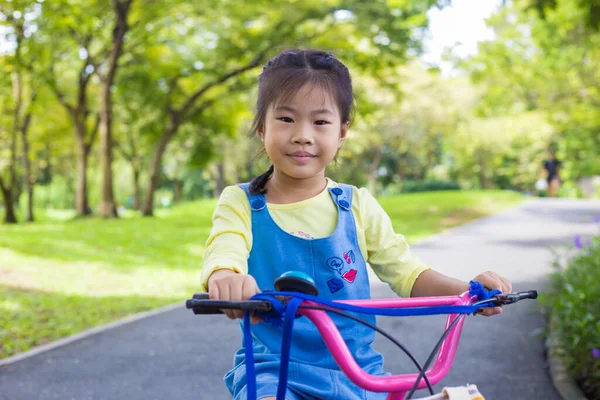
(248, 49, 355, 194)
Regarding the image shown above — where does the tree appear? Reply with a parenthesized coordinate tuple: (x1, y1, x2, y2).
(3, 0, 450, 216)
(0, 60, 19, 223)
(44, 0, 154, 217)
(333, 62, 466, 194)
(94, 0, 135, 217)
(112, 74, 163, 210)
(465, 0, 600, 183)
(132, 0, 442, 215)
(43, 0, 106, 217)
(0, 0, 41, 223)
(45, 50, 99, 217)
(447, 112, 555, 189)
(522, 0, 600, 31)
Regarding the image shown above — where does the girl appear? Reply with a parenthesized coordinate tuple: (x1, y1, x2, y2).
(201, 49, 512, 400)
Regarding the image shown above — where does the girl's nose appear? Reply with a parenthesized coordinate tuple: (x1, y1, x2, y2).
(292, 126, 315, 145)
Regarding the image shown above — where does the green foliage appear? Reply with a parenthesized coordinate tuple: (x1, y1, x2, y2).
(545, 234, 600, 399)
(0, 0, 448, 217)
(29, 174, 74, 209)
(399, 179, 460, 193)
(464, 0, 600, 182)
(447, 112, 556, 191)
(4, 0, 596, 222)
(521, 0, 600, 31)
(330, 62, 471, 194)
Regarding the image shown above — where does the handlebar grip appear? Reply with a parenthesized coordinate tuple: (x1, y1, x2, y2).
(186, 294, 223, 314)
(185, 293, 273, 315)
(186, 300, 224, 314)
(518, 290, 538, 300)
(493, 290, 538, 305)
(186, 293, 224, 314)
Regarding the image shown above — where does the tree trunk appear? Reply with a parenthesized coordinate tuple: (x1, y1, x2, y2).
(173, 179, 183, 203)
(98, 0, 133, 218)
(132, 167, 141, 210)
(142, 124, 177, 216)
(3, 70, 21, 224)
(476, 153, 489, 189)
(396, 164, 404, 180)
(49, 51, 97, 217)
(21, 117, 34, 222)
(75, 129, 91, 216)
(0, 185, 17, 224)
(245, 159, 254, 182)
(367, 174, 377, 197)
(214, 163, 226, 197)
(25, 181, 34, 222)
(20, 91, 37, 222)
(138, 32, 268, 215)
(425, 149, 436, 180)
(367, 149, 383, 196)
(98, 80, 117, 217)
(13, 186, 22, 210)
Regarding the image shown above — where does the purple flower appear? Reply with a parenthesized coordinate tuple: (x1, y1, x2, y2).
(594, 216, 600, 224)
(574, 235, 582, 249)
(593, 348, 599, 359)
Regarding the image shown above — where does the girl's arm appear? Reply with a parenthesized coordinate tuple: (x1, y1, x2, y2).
(357, 186, 512, 316)
(411, 269, 512, 316)
(201, 186, 261, 320)
(409, 269, 469, 297)
(200, 186, 252, 291)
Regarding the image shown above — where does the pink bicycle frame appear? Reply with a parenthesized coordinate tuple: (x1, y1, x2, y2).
(298, 292, 476, 400)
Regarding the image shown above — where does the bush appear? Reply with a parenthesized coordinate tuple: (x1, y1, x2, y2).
(400, 179, 461, 193)
(545, 234, 600, 399)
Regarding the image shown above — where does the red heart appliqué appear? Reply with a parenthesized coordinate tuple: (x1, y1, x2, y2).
(343, 269, 357, 283)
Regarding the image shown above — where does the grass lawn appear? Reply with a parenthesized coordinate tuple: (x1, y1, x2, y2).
(0, 189, 525, 359)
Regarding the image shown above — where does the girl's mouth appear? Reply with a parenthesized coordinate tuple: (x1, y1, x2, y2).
(289, 152, 315, 164)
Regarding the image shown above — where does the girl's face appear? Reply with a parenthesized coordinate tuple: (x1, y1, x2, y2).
(260, 84, 348, 182)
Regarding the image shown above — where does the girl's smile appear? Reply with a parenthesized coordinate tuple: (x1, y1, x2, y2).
(288, 150, 316, 165)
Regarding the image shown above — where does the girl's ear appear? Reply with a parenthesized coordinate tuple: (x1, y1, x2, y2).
(258, 124, 265, 142)
(338, 121, 350, 148)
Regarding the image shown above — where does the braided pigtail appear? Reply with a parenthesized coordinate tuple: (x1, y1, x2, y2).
(249, 165, 274, 194)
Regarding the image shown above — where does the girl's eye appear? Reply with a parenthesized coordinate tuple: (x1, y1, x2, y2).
(278, 117, 294, 123)
(314, 120, 330, 126)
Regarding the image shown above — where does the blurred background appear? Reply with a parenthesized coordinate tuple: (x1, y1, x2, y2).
(0, 0, 599, 378)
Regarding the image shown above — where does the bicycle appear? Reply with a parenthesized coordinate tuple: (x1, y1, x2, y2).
(186, 271, 538, 400)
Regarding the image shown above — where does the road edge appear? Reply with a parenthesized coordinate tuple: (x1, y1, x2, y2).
(0, 301, 183, 367)
(546, 316, 589, 400)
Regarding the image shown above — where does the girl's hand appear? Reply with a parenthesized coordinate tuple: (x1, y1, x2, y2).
(472, 271, 512, 317)
(207, 269, 261, 321)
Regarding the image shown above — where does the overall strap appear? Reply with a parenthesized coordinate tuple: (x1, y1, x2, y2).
(328, 183, 353, 211)
(238, 182, 267, 212)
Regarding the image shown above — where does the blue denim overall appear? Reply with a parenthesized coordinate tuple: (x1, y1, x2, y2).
(224, 183, 387, 400)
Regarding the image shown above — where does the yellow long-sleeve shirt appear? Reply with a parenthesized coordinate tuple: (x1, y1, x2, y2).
(201, 179, 430, 297)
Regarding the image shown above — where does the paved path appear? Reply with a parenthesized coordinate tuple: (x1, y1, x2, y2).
(1, 198, 599, 400)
